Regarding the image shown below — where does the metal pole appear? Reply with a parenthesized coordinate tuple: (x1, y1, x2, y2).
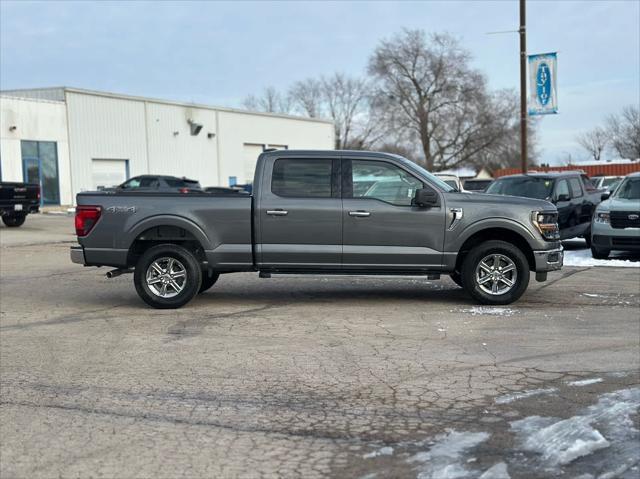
(519, 0, 528, 173)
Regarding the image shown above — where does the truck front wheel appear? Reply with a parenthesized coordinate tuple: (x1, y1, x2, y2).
(134, 244, 202, 309)
(461, 240, 530, 305)
(2, 213, 26, 227)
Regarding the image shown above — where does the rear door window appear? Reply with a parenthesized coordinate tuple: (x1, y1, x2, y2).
(271, 159, 334, 198)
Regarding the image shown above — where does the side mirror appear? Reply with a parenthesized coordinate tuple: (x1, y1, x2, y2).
(413, 188, 439, 207)
(555, 193, 570, 202)
(601, 192, 611, 201)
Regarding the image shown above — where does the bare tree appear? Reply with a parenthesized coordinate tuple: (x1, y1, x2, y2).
(289, 73, 387, 149)
(321, 73, 382, 149)
(243, 86, 292, 114)
(368, 29, 509, 171)
(471, 90, 540, 171)
(289, 78, 323, 118)
(606, 105, 640, 160)
(575, 127, 609, 162)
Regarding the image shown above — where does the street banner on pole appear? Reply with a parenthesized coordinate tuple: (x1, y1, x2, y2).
(528, 52, 558, 115)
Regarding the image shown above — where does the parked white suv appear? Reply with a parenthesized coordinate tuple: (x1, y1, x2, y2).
(591, 172, 640, 259)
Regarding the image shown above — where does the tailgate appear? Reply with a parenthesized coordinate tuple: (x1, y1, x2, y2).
(0, 182, 40, 209)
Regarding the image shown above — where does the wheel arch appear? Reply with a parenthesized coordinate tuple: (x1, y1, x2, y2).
(126, 217, 211, 267)
(454, 226, 536, 273)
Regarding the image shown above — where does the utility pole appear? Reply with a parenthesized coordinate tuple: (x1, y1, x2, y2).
(519, 0, 528, 173)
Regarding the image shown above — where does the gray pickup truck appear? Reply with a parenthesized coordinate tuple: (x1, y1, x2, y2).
(71, 150, 563, 309)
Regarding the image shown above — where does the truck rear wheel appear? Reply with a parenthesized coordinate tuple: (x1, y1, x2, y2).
(2, 213, 26, 227)
(134, 244, 202, 309)
(199, 270, 220, 293)
(461, 240, 530, 305)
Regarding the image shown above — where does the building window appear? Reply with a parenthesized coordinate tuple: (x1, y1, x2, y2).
(21, 140, 60, 205)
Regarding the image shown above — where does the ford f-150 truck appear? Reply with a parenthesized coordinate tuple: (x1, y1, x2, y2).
(70, 150, 563, 309)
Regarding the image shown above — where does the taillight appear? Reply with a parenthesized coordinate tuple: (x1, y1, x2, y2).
(179, 187, 189, 194)
(75, 205, 101, 237)
(36, 186, 41, 201)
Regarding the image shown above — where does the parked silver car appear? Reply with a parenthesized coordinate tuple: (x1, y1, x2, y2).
(591, 172, 640, 259)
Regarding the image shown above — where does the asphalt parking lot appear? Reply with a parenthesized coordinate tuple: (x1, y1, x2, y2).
(1, 214, 639, 479)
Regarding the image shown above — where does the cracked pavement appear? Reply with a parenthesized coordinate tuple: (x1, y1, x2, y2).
(1, 215, 639, 478)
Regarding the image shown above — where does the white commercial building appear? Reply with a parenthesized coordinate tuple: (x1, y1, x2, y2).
(0, 87, 334, 205)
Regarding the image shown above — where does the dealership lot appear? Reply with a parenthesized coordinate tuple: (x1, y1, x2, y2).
(1, 215, 639, 478)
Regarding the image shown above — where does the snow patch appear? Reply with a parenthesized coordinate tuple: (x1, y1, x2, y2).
(408, 430, 490, 478)
(511, 388, 640, 468)
(455, 307, 517, 317)
(568, 378, 603, 387)
(512, 415, 610, 465)
(479, 462, 510, 479)
(495, 388, 557, 405)
(363, 446, 393, 459)
(564, 249, 639, 268)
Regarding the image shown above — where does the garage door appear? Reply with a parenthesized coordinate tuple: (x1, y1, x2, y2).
(243, 144, 264, 184)
(92, 159, 129, 190)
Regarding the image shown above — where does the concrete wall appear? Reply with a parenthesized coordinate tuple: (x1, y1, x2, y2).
(0, 96, 72, 205)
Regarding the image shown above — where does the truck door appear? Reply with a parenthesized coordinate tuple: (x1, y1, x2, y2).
(256, 156, 342, 269)
(569, 176, 591, 231)
(341, 158, 445, 270)
(553, 179, 573, 238)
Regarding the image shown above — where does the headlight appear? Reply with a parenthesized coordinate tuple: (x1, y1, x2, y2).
(531, 211, 560, 240)
(594, 212, 610, 224)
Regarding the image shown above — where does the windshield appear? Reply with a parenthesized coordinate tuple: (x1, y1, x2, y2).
(613, 177, 640, 200)
(602, 177, 621, 188)
(486, 176, 554, 200)
(395, 157, 455, 192)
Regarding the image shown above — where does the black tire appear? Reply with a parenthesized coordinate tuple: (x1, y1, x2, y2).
(133, 243, 202, 309)
(583, 229, 592, 248)
(449, 272, 464, 288)
(591, 246, 610, 260)
(198, 270, 220, 293)
(461, 240, 530, 305)
(2, 214, 26, 227)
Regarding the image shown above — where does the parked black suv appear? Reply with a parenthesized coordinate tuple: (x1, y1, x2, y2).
(113, 175, 202, 192)
(486, 172, 603, 243)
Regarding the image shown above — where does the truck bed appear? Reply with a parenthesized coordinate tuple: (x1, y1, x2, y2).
(76, 191, 254, 270)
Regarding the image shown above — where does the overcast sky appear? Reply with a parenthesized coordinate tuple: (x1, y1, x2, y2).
(1, 0, 638, 165)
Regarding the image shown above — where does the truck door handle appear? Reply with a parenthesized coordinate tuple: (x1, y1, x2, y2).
(349, 210, 371, 217)
(266, 209, 288, 216)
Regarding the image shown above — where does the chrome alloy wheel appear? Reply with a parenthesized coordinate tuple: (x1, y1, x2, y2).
(475, 253, 517, 296)
(145, 257, 187, 298)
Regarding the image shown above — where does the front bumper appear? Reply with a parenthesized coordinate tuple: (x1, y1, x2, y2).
(593, 234, 640, 251)
(70, 246, 86, 265)
(592, 220, 640, 251)
(533, 247, 564, 272)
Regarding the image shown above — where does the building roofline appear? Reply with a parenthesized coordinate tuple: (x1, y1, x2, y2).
(0, 94, 65, 105)
(66, 87, 333, 125)
(0, 86, 334, 125)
